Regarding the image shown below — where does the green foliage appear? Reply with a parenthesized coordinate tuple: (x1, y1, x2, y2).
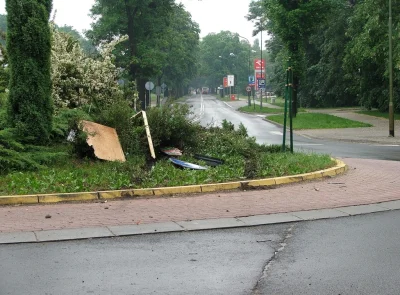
(268, 113, 372, 129)
(6, 0, 53, 143)
(51, 108, 93, 142)
(95, 98, 142, 155)
(143, 103, 200, 153)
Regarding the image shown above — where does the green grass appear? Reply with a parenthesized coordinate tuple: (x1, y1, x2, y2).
(356, 110, 400, 120)
(239, 105, 306, 114)
(239, 105, 285, 114)
(0, 150, 335, 196)
(267, 113, 372, 130)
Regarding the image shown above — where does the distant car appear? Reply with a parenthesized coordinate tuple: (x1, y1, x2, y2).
(202, 90, 208, 94)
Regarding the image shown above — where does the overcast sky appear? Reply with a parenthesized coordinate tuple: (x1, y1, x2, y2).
(0, 0, 262, 46)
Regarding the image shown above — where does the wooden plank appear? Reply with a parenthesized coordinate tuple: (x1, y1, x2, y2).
(141, 111, 156, 159)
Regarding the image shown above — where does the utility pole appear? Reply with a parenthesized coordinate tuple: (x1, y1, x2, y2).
(389, 0, 394, 137)
(260, 29, 263, 109)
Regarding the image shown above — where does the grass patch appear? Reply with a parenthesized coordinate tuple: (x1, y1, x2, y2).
(0, 151, 334, 196)
(239, 105, 306, 114)
(356, 110, 400, 120)
(267, 113, 372, 130)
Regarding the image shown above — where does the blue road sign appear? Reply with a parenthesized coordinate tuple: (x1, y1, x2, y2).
(248, 75, 255, 84)
(257, 78, 266, 89)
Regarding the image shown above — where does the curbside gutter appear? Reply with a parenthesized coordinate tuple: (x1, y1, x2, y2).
(0, 159, 348, 206)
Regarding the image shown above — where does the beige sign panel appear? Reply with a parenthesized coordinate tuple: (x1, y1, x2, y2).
(80, 120, 126, 162)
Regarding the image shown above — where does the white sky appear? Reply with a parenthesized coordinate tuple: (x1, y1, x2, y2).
(0, 0, 262, 46)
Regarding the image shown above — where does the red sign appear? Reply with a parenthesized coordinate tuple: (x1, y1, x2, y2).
(254, 59, 266, 70)
(223, 77, 228, 88)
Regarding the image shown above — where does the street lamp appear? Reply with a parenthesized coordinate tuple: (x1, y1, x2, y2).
(237, 34, 252, 106)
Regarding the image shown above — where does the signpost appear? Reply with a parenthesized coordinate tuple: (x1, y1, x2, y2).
(227, 75, 234, 98)
(145, 81, 154, 109)
(246, 86, 252, 107)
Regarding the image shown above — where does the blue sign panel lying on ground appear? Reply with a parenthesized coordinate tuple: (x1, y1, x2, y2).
(169, 158, 208, 170)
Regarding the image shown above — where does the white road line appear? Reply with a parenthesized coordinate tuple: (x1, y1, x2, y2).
(223, 101, 234, 109)
(296, 144, 324, 146)
(370, 144, 400, 147)
(256, 115, 265, 118)
(270, 131, 283, 136)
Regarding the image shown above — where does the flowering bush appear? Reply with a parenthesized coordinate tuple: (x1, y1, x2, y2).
(51, 25, 133, 110)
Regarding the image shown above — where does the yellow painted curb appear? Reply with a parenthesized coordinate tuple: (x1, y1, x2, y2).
(241, 178, 276, 187)
(98, 189, 154, 199)
(0, 159, 348, 206)
(201, 182, 242, 193)
(0, 195, 38, 205)
(38, 192, 99, 204)
(153, 185, 202, 196)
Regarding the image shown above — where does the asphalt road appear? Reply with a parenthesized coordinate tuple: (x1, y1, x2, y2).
(2, 211, 400, 294)
(254, 210, 400, 295)
(187, 94, 400, 161)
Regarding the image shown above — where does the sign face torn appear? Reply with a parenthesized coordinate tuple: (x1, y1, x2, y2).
(80, 120, 126, 162)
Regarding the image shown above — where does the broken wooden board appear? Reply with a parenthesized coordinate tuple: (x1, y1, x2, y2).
(161, 147, 183, 156)
(131, 111, 156, 159)
(80, 120, 126, 162)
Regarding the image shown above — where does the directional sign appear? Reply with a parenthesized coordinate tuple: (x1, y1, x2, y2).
(161, 83, 167, 90)
(246, 86, 251, 92)
(254, 59, 266, 70)
(227, 75, 234, 87)
(145, 81, 155, 91)
(257, 78, 266, 89)
(155, 86, 162, 95)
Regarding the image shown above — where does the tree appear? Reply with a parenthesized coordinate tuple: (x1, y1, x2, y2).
(343, 0, 400, 111)
(6, 0, 53, 143)
(51, 25, 129, 110)
(198, 31, 250, 95)
(259, 0, 335, 114)
(87, 0, 175, 109)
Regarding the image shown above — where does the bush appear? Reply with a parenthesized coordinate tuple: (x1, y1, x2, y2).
(138, 104, 201, 154)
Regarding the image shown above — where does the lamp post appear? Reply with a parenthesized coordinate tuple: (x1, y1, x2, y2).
(389, 0, 394, 137)
(238, 35, 252, 106)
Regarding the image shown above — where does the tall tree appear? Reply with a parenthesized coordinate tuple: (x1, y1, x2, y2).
(88, 0, 175, 109)
(261, 0, 334, 114)
(6, 0, 53, 143)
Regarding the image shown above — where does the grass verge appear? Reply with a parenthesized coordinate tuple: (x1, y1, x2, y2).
(356, 110, 400, 120)
(0, 151, 334, 196)
(239, 105, 306, 114)
(267, 113, 372, 130)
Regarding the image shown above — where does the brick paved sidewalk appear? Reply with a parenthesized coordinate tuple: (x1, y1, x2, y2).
(1, 158, 399, 234)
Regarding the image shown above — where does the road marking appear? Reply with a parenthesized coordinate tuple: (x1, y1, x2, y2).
(256, 115, 265, 118)
(370, 144, 400, 147)
(295, 144, 324, 146)
(223, 102, 233, 109)
(270, 131, 283, 136)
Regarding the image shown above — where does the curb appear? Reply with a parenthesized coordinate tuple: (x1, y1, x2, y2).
(1, 200, 399, 244)
(0, 159, 348, 206)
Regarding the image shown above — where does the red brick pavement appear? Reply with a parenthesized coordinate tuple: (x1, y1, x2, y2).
(1, 158, 399, 233)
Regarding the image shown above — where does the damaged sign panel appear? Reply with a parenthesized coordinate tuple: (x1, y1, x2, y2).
(80, 120, 126, 162)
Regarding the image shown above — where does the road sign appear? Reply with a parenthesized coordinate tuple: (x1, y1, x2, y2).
(161, 83, 167, 90)
(155, 86, 162, 95)
(145, 81, 154, 91)
(246, 86, 251, 92)
(257, 78, 266, 89)
(223, 77, 228, 87)
(248, 75, 255, 85)
(254, 59, 266, 70)
(227, 75, 234, 87)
